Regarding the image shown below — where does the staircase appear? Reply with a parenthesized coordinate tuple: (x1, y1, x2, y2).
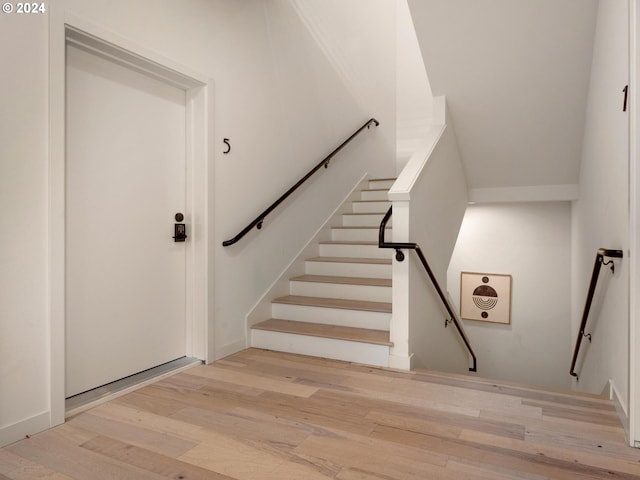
(250, 178, 395, 367)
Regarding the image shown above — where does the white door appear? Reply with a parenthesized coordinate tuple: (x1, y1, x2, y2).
(65, 43, 188, 397)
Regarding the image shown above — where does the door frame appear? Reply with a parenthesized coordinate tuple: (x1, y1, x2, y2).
(49, 8, 211, 426)
(630, 0, 639, 448)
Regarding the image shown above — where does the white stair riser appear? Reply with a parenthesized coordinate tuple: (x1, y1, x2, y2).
(320, 243, 391, 259)
(342, 214, 389, 227)
(332, 228, 388, 242)
(368, 179, 395, 189)
(351, 201, 390, 214)
(305, 261, 391, 279)
(290, 281, 391, 303)
(251, 330, 390, 367)
(272, 303, 390, 330)
(360, 190, 389, 201)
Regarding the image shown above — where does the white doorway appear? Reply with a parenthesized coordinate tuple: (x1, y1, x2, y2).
(49, 22, 210, 417)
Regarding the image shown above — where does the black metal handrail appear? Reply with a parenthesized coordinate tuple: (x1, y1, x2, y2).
(222, 118, 380, 247)
(378, 207, 477, 372)
(570, 248, 623, 379)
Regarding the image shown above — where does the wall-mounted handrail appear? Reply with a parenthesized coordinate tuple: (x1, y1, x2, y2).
(378, 207, 477, 372)
(222, 118, 380, 247)
(570, 248, 623, 379)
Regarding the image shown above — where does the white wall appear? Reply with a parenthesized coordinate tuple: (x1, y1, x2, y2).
(0, 11, 50, 445)
(571, 0, 630, 418)
(395, 0, 433, 171)
(0, 0, 396, 446)
(447, 203, 573, 389)
(290, 0, 397, 166)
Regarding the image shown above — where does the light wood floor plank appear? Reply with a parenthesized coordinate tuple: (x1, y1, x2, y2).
(67, 413, 197, 458)
(170, 406, 310, 447)
(7, 430, 165, 480)
(458, 428, 640, 477)
(445, 457, 549, 480)
(336, 467, 398, 480)
(371, 424, 640, 480)
(179, 432, 336, 480)
(0, 449, 75, 480)
(89, 402, 204, 440)
(80, 435, 233, 480)
(294, 432, 449, 480)
(186, 363, 319, 397)
(2, 348, 639, 479)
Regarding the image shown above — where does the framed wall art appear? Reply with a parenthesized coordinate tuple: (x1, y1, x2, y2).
(460, 272, 512, 324)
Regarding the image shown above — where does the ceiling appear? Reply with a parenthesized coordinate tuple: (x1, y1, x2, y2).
(408, 0, 599, 198)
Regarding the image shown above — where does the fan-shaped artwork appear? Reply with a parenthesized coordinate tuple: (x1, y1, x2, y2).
(460, 272, 511, 324)
(472, 295, 498, 310)
(472, 284, 498, 310)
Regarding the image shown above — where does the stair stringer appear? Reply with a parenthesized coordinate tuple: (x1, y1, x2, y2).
(245, 173, 372, 335)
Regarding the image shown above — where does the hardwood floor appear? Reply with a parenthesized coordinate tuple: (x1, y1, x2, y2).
(2, 348, 640, 479)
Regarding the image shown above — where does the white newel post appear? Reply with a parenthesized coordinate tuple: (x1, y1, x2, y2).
(388, 199, 413, 370)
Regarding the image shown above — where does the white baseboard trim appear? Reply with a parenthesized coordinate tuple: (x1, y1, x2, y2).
(0, 411, 50, 448)
(213, 339, 247, 362)
(607, 379, 630, 442)
(388, 353, 413, 371)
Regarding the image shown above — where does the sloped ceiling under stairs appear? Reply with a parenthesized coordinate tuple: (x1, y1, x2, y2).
(408, 0, 600, 202)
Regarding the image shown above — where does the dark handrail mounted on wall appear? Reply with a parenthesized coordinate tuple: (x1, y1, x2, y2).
(222, 118, 380, 247)
(569, 248, 623, 380)
(378, 207, 478, 372)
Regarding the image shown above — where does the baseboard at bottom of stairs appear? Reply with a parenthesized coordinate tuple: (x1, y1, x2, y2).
(388, 352, 413, 371)
(0, 410, 50, 448)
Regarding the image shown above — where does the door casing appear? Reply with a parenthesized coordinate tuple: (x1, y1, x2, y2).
(49, 10, 211, 426)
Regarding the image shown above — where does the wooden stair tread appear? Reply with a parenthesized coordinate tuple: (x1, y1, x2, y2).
(320, 240, 378, 245)
(332, 226, 390, 230)
(343, 212, 388, 216)
(252, 319, 393, 346)
(306, 256, 392, 265)
(273, 295, 392, 313)
(291, 274, 391, 287)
